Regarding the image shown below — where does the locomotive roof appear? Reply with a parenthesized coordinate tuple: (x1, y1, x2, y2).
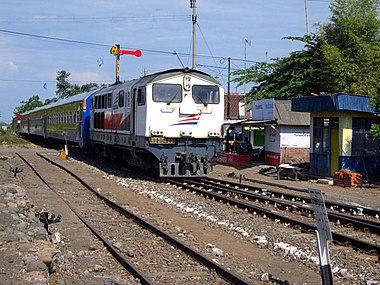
(94, 69, 220, 94)
(95, 78, 139, 94)
(21, 89, 98, 115)
(135, 68, 221, 86)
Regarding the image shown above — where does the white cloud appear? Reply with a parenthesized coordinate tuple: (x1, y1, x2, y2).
(8, 61, 18, 71)
(69, 71, 112, 83)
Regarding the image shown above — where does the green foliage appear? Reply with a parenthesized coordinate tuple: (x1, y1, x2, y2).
(56, 70, 101, 100)
(370, 122, 380, 139)
(233, 35, 324, 101)
(13, 95, 43, 116)
(13, 70, 103, 117)
(0, 132, 31, 146)
(369, 97, 380, 139)
(232, 0, 380, 102)
(56, 70, 74, 99)
(320, 0, 380, 95)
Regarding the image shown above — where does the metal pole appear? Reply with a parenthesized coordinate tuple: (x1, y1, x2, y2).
(115, 44, 120, 83)
(227, 57, 231, 119)
(309, 188, 334, 285)
(316, 231, 334, 285)
(191, 0, 197, 69)
(305, 0, 309, 35)
(244, 41, 246, 97)
(244, 39, 251, 104)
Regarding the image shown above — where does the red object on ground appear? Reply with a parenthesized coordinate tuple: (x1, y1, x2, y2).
(333, 169, 362, 187)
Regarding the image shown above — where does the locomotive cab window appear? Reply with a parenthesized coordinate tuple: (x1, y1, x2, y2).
(192, 85, 219, 105)
(137, 87, 146, 106)
(152, 84, 182, 103)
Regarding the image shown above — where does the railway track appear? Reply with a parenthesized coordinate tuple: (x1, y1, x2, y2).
(207, 176, 380, 217)
(166, 177, 380, 258)
(17, 152, 252, 285)
(195, 177, 380, 234)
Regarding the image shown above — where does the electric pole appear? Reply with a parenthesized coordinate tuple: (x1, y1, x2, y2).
(227, 57, 231, 119)
(190, 0, 197, 69)
(244, 38, 251, 102)
(305, 0, 309, 35)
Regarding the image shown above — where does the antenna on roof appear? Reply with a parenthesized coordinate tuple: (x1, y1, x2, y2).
(173, 51, 185, 68)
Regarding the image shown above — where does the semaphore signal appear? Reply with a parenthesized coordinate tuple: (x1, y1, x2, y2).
(110, 44, 142, 83)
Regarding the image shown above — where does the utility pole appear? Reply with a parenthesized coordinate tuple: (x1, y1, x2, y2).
(244, 38, 251, 103)
(227, 57, 231, 119)
(190, 0, 197, 69)
(305, 0, 309, 35)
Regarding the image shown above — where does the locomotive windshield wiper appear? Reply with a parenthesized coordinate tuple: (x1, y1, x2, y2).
(197, 96, 208, 107)
(166, 90, 180, 106)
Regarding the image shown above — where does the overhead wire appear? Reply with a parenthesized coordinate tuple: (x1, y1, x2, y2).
(0, 28, 260, 64)
(0, 15, 191, 24)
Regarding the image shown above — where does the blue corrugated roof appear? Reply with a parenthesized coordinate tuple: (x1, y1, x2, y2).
(292, 93, 377, 113)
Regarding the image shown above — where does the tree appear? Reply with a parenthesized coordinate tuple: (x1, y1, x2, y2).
(56, 70, 76, 99)
(319, 0, 380, 95)
(233, 35, 324, 101)
(56, 70, 101, 99)
(13, 95, 43, 116)
(232, 0, 380, 102)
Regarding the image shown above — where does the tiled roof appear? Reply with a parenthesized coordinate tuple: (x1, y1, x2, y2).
(224, 93, 246, 119)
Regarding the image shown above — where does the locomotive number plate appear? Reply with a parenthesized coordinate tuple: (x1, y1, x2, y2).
(149, 137, 175, 144)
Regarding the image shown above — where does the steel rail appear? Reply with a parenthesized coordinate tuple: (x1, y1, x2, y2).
(199, 177, 380, 217)
(166, 179, 380, 258)
(188, 178, 380, 235)
(34, 153, 253, 285)
(17, 153, 155, 285)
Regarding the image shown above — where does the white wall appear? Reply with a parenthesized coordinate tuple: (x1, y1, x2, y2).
(280, 126, 310, 148)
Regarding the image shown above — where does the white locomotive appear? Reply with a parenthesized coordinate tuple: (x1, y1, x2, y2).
(90, 68, 224, 176)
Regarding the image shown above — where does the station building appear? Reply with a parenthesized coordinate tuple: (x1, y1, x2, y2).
(292, 93, 380, 181)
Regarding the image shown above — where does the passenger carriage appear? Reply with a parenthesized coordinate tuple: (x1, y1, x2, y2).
(45, 90, 96, 147)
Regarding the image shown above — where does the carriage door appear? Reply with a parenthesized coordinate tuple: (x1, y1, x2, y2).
(43, 111, 47, 138)
(131, 88, 137, 135)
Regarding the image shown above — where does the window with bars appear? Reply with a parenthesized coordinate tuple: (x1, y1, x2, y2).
(313, 117, 339, 153)
(352, 118, 380, 156)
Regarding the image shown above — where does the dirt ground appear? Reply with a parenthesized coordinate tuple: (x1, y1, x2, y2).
(0, 147, 379, 285)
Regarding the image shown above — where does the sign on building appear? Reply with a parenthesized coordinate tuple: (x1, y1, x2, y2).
(252, 99, 274, 121)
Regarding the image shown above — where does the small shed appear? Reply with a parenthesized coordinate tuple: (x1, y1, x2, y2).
(292, 93, 380, 180)
(249, 99, 310, 165)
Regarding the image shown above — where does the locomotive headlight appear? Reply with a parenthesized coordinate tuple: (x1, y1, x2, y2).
(208, 131, 221, 137)
(151, 130, 164, 136)
(183, 75, 191, 91)
(180, 130, 193, 137)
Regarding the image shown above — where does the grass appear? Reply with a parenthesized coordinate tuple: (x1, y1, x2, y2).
(0, 131, 34, 148)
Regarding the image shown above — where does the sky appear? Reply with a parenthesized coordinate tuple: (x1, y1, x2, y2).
(0, 0, 332, 123)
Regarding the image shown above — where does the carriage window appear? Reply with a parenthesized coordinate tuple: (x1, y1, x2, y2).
(192, 85, 219, 105)
(152, 84, 182, 103)
(137, 87, 146, 106)
(119, 91, 125, 107)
